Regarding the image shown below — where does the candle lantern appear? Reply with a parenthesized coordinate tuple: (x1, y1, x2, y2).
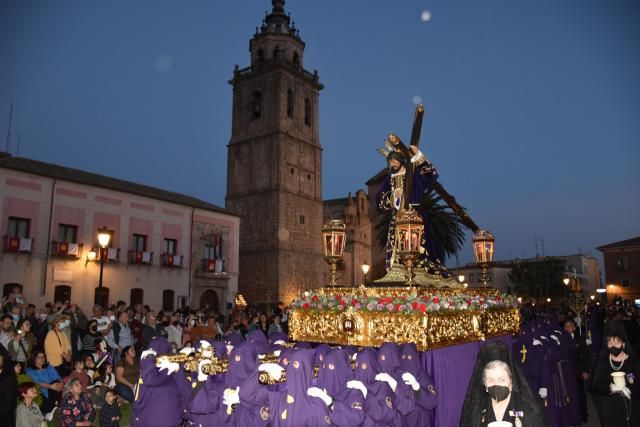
(395, 208, 424, 286)
(472, 230, 495, 286)
(321, 220, 346, 286)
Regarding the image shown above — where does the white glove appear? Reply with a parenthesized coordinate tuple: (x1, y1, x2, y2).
(539, 388, 548, 399)
(586, 338, 592, 346)
(258, 354, 266, 360)
(141, 349, 157, 359)
(158, 358, 180, 375)
(273, 350, 281, 357)
(223, 387, 240, 407)
(532, 339, 542, 346)
(197, 359, 209, 382)
(346, 380, 367, 399)
(550, 336, 560, 346)
(180, 347, 194, 356)
(273, 340, 286, 346)
(308, 387, 333, 407)
(610, 384, 631, 399)
(200, 340, 211, 348)
(226, 345, 234, 356)
(375, 373, 397, 392)
(402, 372, 420, 391)
(258, 363, 285, 381)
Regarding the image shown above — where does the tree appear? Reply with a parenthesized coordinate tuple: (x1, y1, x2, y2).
(508, 258, 568, 299)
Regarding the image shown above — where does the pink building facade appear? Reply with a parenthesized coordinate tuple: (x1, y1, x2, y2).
(0, 153, 240, 313)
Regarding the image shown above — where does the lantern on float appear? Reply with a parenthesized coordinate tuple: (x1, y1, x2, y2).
(395, 208, 424, 286)
(472, 229, 495, 286)
(321, 220, 346, 286)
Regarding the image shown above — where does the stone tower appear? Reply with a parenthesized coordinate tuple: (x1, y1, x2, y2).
(226, 0, 325, 306)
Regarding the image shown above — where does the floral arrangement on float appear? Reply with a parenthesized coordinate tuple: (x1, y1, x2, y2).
(293, 290, 518, 314)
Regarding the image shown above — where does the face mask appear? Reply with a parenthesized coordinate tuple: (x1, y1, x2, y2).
(487, 385, 511, 402)
(12, 314, 20, 320)
(609, 346, 624, 357)
(60, 320, 70, 329)
(109, 315, 116, 322)
(190, 320, 196, 327)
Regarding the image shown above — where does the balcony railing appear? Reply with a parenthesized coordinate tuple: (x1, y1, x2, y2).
(3, 236, 33, 253)
(200, 258, 226, 274)
(161, 253, 183, 268)
(51, 241, 83, 258)
(128, 250, 153, 265)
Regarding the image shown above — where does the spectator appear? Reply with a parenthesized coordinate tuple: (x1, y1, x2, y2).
(44, 316, 72, 377)
(99, 389, 121, 427)
(26, 351, 62, 415)
(9, 304, 24, 328)
(15, 382, 45, 427)
(268, 313, 284, 335)
(1, 314, 15, 350)
(114, 346, 139, 402)
(91, 304, 111, 336)
(165, 312, 183, 348)
(66, 358, 91, 393)
(58, 377, 95, 427)
(81, 319, 102, 356)
(106, 311, 133, 365)
(66, 304, 88, 359)
(0, 346, 19, 427)
(98, 362, 116, 389)
(14, 362, 43, 408)
(9, 319, 35, 364)
(142, 312, 167, 349)
(126, 307, 144, 353)
(31, 308, 49, 351)
(257, 313, 269, 336)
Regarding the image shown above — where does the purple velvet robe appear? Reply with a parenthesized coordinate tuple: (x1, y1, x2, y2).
(376, 343, 417, 422)
(353, 348, 398, 426)
(399, 343, 437, 427)
(317, 349, 365, 427)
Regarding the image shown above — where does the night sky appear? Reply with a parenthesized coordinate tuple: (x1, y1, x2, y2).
(1, 0, 638, 268)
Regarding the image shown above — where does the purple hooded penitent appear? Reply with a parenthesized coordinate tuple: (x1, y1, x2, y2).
(353, 347, 397, 426)
(399, 343, 437, 427)
(317, 349, 365, 427)
(247, 330, 271, 355)
(376, 343, 416, 419)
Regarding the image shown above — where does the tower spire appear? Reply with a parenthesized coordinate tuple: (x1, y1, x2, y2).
(272, 0, 285, 15)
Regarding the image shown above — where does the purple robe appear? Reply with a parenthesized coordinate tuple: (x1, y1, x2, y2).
(377, 343, 417, 420)
(269, 348, 331, 426)
(317, 349, 365, 427)
(132, 337, 185, 427)
(399, 343, 437, 427)
(354, 348, 398, 426)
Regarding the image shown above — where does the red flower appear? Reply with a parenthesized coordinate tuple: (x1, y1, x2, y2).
(394, 304, 402, 312)
(302, 303, 310, 310)
(432, 297, 440, 304)
(311, 295, 319, 302)
(418, 303, 427, 313)
(421, 295, 430, 302)
(351, 298, 358, 306)
(335, 294, 342, 300)
(411, 302, 419, 310)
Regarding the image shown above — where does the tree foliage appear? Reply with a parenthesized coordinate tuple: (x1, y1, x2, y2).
(508, 258, 568, 299)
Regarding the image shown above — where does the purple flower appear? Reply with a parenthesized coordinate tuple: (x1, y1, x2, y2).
(376, 304, 384, 311)
(337, 305, 345, 311)
(367, 302, 376, 311)
(386, 303, 395, 311)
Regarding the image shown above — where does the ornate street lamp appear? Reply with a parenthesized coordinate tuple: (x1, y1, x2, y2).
(472, 230, 495, 286)
(395, 208, 424, 287)
(321, 220, 346, 286)
(94, 226, 111, 306)
(361, 261, 370, 286)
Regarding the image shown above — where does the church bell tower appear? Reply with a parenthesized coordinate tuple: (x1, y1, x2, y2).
(226, 0, 325, 305)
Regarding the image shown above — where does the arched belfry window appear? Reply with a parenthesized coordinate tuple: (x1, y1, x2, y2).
(252, 91, 262, 119)
(257, 49, 264, 63)
(293, 51, 300, 65)
(287, 89, 294, 118)
(304, 98, 311, 126)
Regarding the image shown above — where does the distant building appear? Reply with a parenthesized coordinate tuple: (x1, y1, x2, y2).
(323, 191, 372, 286)
(597, 236, 640, 303)
(0, 153, 239, 312)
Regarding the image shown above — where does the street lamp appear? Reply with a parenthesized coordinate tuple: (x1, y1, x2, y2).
(94, 226, 111, 306)
(458, 274, 465, 284)
(361, 261, 370, 286)
(563, 277, 570, 286)
(321, 220, 346, 286)
(546, 297, 551, 303)
(472, 230, 495, 286)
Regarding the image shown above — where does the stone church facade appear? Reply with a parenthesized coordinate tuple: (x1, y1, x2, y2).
(226, 0, 325, 306)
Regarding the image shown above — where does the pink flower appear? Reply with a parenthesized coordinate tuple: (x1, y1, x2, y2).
(367, 302, 376, 311)
(376, 304, 384, 311)
(337, 305, 345, 311)
(387, 303, 395, 311)
(354, 303, 362, 310)
(399, 304, 407, 311)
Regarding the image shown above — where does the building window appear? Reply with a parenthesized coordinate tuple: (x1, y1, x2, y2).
(57, 224, 78, 243)
(132, 234, 147, 252)
(164, 238, 177, 255)
(307, 174, 311, 181)
(54, 285, 71, 304)
(130, 288, 144, 306)
(7, 217, 30, 238)
(293, 51, 300, 64)
(252, 91, 262, 119)
(622, 278, 630, 288)
(290, 167, 295, 174)
(299, 215, 305, 225)
(204, 245, 215, 259)
(617, 256, 629, 271)
(304, 98, 311, 126)
(257, 49, 264, 63)
(163, 290, 175, 312)
(287, 89, 294, 118)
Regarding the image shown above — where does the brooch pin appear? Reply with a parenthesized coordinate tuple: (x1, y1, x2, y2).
(627, 373, 635, 384)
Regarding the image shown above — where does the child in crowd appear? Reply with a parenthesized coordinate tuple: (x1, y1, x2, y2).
(99, 389, 121, 427)
(66, 358, 90, 393)
(84, 355, 97, 383)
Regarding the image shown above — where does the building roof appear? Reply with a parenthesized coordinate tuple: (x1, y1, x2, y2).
(323, 197, 349, 207)
(597, 236, 640, 251)
(0, 153, 237, 216)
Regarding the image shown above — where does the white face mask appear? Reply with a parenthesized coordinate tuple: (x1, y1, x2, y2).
(60, 320, 70, 329)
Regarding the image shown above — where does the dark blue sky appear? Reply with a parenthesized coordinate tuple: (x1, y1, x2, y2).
(1, 0, 638, 267)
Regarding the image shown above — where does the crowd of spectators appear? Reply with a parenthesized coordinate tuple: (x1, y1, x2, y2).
(0, 284, 290, 426)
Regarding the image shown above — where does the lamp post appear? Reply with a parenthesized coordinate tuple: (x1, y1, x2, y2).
(361, 261, 370, 286)
(395, 208, 424, 287)
(321, 220, 346, 287)
(94, 227, 111, 306)
(472, 230, 495, 286)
